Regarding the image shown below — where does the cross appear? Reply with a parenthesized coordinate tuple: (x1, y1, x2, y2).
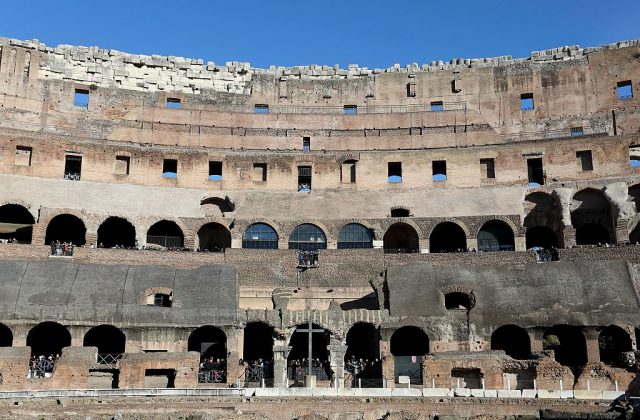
(296, 317, 324, 376)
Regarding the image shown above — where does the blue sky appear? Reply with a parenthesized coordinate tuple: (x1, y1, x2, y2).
(3, 1, 639, 68)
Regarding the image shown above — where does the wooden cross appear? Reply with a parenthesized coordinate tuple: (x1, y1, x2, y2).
(296, 317, 324, 376)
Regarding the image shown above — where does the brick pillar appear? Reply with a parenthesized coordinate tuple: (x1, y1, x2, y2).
(380, 329, 394, 388)
(278, 238, 288, 249)
(562, 225, 576, 248)
(328, 338, 347, 388)
(514, 235, 526, 251)
(225, 327, 242, 386)
(528, 328, 545, 354)
(32, 222, 46, 245)
(85, 231, 97, 248)
(467, 237, 478, 252)
(183, 234, 195, 251)
(418, 239, 428, 253)
(583, 327, 601, 364)
(273, 341, 291, 388)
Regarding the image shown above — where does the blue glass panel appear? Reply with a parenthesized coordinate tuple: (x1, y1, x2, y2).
(163, 172, 177, 178)
(208, 175, 223, 181)
(388, 175, 402, 183)
(433, 174, 447, 181)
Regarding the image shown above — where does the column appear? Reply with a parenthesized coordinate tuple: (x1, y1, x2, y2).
(562, 225, 576, 249)
(528, 328, 545, 354)
(380, 329, 395, 388)
(583, 327, 601, 364)
(225, 327, 242, 386)
(272, 341, 291, 388)
(327, 338, 347, 388)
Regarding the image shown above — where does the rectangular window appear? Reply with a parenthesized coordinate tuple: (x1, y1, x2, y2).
(432, 160, 447, 181)
(576, 150, 593, 171)
(298, 165, 312, 191)
(343, 105, 358, 115)
(521, 93, 534, 111)
(253, 163, 267, 181)
(166, 98, 181, 109)
(162, 159, 178, 178)
(570, 127, 584, 137)
(341, 160, 357, 184)
(480, 158, 495, 179)
(526, 157, 544, 186)
(430, 101, 444, 112)
(64, 154, 82, 181)
(115, 155, 130, 175)
(617, 81, 633, 99)
(630, 145, 640, 167)
(255, 104, 269, 114)
(15, 146, 32, 166)
(406, 82, 416, 97)
(303, 137, 310, 152)
(208, 161, 222, 181)
(74, 89, 89, 108)
(388, 162, 402, 183)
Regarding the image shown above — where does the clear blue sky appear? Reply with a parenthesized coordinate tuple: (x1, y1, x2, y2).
(3, 1, 639, 69)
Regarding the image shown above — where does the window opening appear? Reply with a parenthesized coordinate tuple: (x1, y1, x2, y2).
(74, 89, 89, 108)
(430, 101, 444, 112)
(208, 161, 223, 181)
(255, 104, 269, 114)
(297, 166, 312, 192)
(388, 162, 402, 183)
(162, 159, 177, 178)
(253, 163, 267, 181)
(527, 157, 544, 186)
(432, 160, 447, 181)
(570, 127, 584, 137)
(115, 156, 130, 175)
(343, 105, 358, 115)
(166, 98, 181, 109)
(390, 208, 410, 217)
(64, 155, 82, 181)
(243, 223, 278, 249)
(520, 93, 534, 111)
(617, 81, 633, 99)
(480, 158, 495, 179)
(15, 146, 32, 166)
(444, 292, 474, 310)
(630, 145, 640, 167)
(406, 82, 416, 97)
(341, 160, 357, 183)
(152, 293, 172, 307)
(338, 223, 373, 249)
(288, 224, 327, 251)
(576, 150, 593, 171)
(303, 137, 310, 152)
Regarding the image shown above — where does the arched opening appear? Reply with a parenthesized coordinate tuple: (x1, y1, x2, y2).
(44, 214, 86, 246)
(630, 224, 640, 244)
(429, 222, 467, 253)
(146, 220, 184, 249)
(599, 325, 632, 367)
(570, 189, 614, 245)
(0, 323, 13, 347)
(338, 223, 373, 249)
(524, 192, 560, 230)
(543, 325, 587, 367)
(288, 224, 327, 251)
(189, 326, 227, 383)
(243, 322, 274, 363)
(383, 223, 419, 253)
(345, 323, 381, 381)
(83, 325, 126, 355)
(97, 217, 136, 248)
(0, 204, 34, 244)
(444, 292, 474, 310)
(27, 322, 71, 357)
(526, 226, 559, 249)
(390, 326, 429, 384)
(197, 222, 231, 252)
(477, 220, 515, 252)
(491, 325, 531, 360)
(242, 223, 278, 249)
(628, 184, 640, 212)
(287, 324, 330, 383)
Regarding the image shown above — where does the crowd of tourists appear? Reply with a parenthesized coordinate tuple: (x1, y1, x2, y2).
(288, 358, 332, 380)
(345, 356, 382, 378)
(198, 357, 227, 383)
(297, 251, 319, 267)
(49, 240, 75, 256)
(27, 354, 59, 379)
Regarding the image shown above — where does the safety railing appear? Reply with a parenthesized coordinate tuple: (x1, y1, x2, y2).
(50, 243, 75, 256)
(198, 369, 227, 384)
(0, 388, 245, 399)
(500, 124, 610, 143)
(63, 172, 81, 181)
(27, 358, 56, 379)
(97, 353, 123, 365)
(287, 365, 331, 381)
(237, 363, 274, 388)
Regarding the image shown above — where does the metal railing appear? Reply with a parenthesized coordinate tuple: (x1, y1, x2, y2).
(63, 172, 81, 181)
(50, 243, 75, 256)
(97, 353, 123, 365)
(500, 124, 610, 142)
(287, 365, 331, 381)
(198, 369, 227, 384)
(28, 358, 56, 379)
(0, 388, 244, 399)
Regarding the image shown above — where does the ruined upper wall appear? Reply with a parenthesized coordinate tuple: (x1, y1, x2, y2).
(1, 36, 638, 95)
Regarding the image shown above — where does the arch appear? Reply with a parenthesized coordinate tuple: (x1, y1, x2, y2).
(491, 325, 531, 360)
(543, 325, 587, 367)
(288, 223, 327, 251)
(477, 220, 515, 252)
(525, 226, 559, 249)
(390, 326, 429, 356)
(288, 323, 330, 362)
(345, 322, 380, 361)
(200, 196, 235, 213)
(599, 325, 632, 367)
(188, 326, 227, 360)
(570, 189, 614, 245)
(196, 222, 231, 251)
(429, 222, 467, 253)
(97, 217, 136, 248)
(524, 192, 560, 230)
(0, 204, 35, 244)
(83, 325, 126, 354)
(338, 223, 373, 249)
(44, 214, 86, 245)
(147, 220, 184, 249)
(242, 223, 278, 249)
(383, 222, 419, 253)
(243, 322, 274, 362)
(27, 322, 71, 357)
(0, 323, 13, 347)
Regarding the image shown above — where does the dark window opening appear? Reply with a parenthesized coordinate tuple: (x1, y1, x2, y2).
(243, 322, 275, 366)
(0, 323, 13, 347)
(576, 150, 593, 171)
(166, 98, 181, 109)
(83, 325, 126, 359)
(0, 204, 34, 244)
(74, 89, 89, 108)
(147, 220, 184, 249)
(527, 157, 544, 186)
(153, 293, 172, 307)
(255, 104, 269, 114)
(15, 146, 32, 166)
(599, 325, 632, 368)
(390, 326, 428, 356)
(383, 222, 419, 253)
(162, 159, 177, 179)
(297, 166, 312, 192)
(115, 156, 130, 175)
(617, 80, 633, 100)
(208, 161, 223, 181)
(27, 322, 71, 358)
(45, 214, 86, 246)
(491, 325, 531, 360)
(97, 217, 136, 248)
(144, 369, 176, 388)
(477, 220, 515, 252)
(243, 223, 278, 249)
(343, 105, 358, 115)
(525, 226, 559, 249)
(390, 208, 410, 217)
(288, 323, 329, 367)
(388, 162, 402, 183)
(64, 155, 82, 181)
(432, 160, 447, 181)
(521, 93, 534, 111)
(571, 127, 584, 137)
(430, 101, 444, 112)
(345, 323, 382, 381)
(303, 137, 310, 152)
(197, 222, 231, 252)
(480, 158, 495, 179)
(444, 292, 474, 310)
(543, 325, 587, 367)
(253, 163, 267, 181)
(429, 222, 467, 253)
(406, 82, 416, 97)
(630, 145, 640, 168)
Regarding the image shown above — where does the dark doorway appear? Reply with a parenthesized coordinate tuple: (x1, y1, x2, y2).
(188, 326, 227, 360)
(527, 158, 544, 186)
(27, 322, 71, 357)
(0, 323, 12, 347)
(197, 223, 231, 251)
(525, 226, 558, 249)
(383, 223, 419, 253)
(575, 223, 611, 245)
(477, 220, 515, 252)
(83, 325, 126, 356)
(491, 325, 531, 360)
(243, 322, 274, 363)
(390, 326, 429, 356)
(430, 222, 467, 252)
(570, 189, 614, 245)
(44, 214, 86, 245)
(345, 323, 380, 361)
(97, 217, 136, 248)
(0, 204, 34, 243)
(543, 325, 587, 367)
(599, 325, 632, 367)
(147, 220, 184, 249)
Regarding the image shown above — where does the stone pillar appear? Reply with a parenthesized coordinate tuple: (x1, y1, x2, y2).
(418, 239, 429, 253)
(467, 237, 478, 252)
(31, 222, 46, 245)
(273, 342, 291, 388)
(615, 218, 630, 244)
(225, 327, 242, 386)
(85, 231, 97, 248)
(380, 329, 395, 388)
(583, 327, 601, 364)
(278, 238, 288, 250)
(561, 225, 576, 249)
(231, 238, 242, 249)
(528, 328, 545, 354)
(514, 235, 526, 251)
(328, 338, 347, 388)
